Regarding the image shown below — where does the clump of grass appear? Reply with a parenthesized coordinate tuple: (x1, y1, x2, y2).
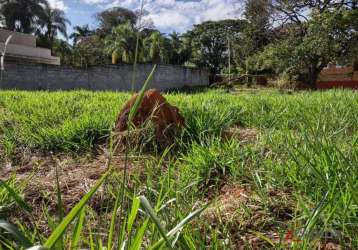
(180, 138, 245, 193)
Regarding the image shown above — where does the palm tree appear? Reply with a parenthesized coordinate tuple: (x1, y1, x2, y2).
(0, 0, 48, 33)
(39, 5, 70, 49)
(169, 32, 183, 65)
(105, 22, 140, 64)
(34, 5, 70, 50)
(52, 39, 72, 64)
(70, 25, 93, 46)
(144, 31, 168, 63)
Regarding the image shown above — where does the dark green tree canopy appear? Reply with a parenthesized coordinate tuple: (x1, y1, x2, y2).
(184, 19, 247, 74)
(39, 5, 70, 46)
(96, 7, 137, 34)
(0, 0, 49, 33)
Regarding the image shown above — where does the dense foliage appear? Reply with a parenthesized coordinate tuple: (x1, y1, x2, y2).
(243, 0, 357, 87)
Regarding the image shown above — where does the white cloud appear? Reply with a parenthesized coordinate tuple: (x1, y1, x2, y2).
(48, 0, 67, 11)
(81, 0, 109, 4)
(80, 0, 242, 33)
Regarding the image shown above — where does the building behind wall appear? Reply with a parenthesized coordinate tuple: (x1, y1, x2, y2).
(317, 58, 358, 89)
(0, 29, 60, 65)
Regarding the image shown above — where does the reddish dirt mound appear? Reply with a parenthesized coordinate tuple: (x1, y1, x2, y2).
(115, 89, 185, 146)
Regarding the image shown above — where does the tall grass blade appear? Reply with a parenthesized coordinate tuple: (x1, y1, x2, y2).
(0, 220, 32, 248)
(131, 0, 145, 93)
(44, 170, 111, 249)
(107, 187, 121, 250)
(54, 164, 64, 250)
(88, 221, 95, 250)
(118, 63, 157, 249)
(117, 218, 127, 250)
(71, 207, 86, 249)
(128, 64, 157, 124)
(149, 204, 209, 250)
(0, 180, 32, 213)
(138, 196, 173, 249)
(127, 197, 140, 234)
(129, 219, 149, 250)
(0, 235, 15, 249)
(302, 190, 330, 237)
(55, 165, 64, 221)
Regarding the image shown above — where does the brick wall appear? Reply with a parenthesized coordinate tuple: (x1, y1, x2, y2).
(0, 63, 209, 91)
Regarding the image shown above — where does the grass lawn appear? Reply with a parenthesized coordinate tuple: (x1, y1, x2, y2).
(0, 89, 357, 249)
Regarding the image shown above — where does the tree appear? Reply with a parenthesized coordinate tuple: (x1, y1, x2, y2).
(235, 0, 272, 70)
(74, 35, 109, 67)
(144, 31, 169, 63)
(271, 0, 355, 25)
(70, 25, 93, 46)
(249, 7, 357, 87)
(167, 32, 187, 65)
(39, 5, 70, 49)
(0, 0, 48, 33)
(184, 19, 247, 75)
(52, 39, 73, 65)
(104, 22, 140, 64)
(96, 7, 137, 34)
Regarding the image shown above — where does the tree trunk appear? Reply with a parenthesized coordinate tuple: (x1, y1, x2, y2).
(306, 63, 326, 89)
(112, 51, 118, 64)
(307, 70, 319, 88)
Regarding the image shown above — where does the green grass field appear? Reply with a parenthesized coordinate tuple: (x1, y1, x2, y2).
(0, 89, 357, 249)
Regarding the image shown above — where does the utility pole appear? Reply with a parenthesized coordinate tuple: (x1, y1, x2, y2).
(227, 34, 231, 87)
(131, 0, 145, 93)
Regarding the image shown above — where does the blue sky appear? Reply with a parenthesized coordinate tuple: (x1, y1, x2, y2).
(47, 0, 241, 36)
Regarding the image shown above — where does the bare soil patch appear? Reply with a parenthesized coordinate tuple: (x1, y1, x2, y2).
(222, 127, 260, 143)
(201, 185, 296, 249)
(0, 148, 137, 234)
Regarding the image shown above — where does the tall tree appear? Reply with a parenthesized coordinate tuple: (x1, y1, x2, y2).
(184, 19, 247, 75)
(74, 35, 109, 67)
(168, 32, 184, 65)
(249, 7, 357, 87)
(0, 0, 48, 33)
(52, 39, 73, 65)
(104, 22, 140, 64)
(39, 5, 70, 49)
(271, 0, 355, 26)
(242, 0, 271, 54)
(144, 31, 168, 63)
(96, 7, 137, 34)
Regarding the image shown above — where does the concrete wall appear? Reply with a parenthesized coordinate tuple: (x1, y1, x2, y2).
(0, 29, 60, 65)
(0, 63, 209, 91)
(0, 29, 36, 47)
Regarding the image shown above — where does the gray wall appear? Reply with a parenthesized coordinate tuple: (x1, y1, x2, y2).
(0, 63, 209, 91)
